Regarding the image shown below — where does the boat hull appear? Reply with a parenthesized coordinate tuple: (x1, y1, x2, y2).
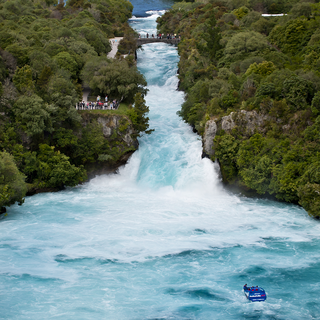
(244, 287, 267, 302)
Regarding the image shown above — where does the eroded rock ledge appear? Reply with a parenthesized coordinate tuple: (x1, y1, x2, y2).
(80, 112, 139, 179)
(202, 110, 270, 158)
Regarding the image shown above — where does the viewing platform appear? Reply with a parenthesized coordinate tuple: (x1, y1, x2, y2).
(136, 38, 180, 46)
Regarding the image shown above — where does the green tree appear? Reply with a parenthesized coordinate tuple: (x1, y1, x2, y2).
(214, 134, 239, 182)
(127, 93, 153, 136)
(245, 61, 276, 77)
(13, 65, 35, 93)
(54, 52, 79, 79)
(90, 60, 147, 102)
(225, 31, 269, 55)
(196, 15, 222, 61)
(283, 75, 314, 110)
(269, 19, 311, 54)
(0, 151, 27, 208)
(13, 94, 56, 136)
(5, 43, 29, 67)
(298, 183, 320, 218)
(311, 92, 320, 115)
(232, 6, 249, 20)
(25, 144, 87, 188)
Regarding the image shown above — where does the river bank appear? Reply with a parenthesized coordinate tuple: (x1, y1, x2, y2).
(0, 0, 151, 208)
(157, 1, 320, 218)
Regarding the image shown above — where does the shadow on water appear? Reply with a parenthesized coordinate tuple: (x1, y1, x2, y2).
(54, 254, 118, 265)
(238, 313, 285, 320)
(193, 228, 207, 234)
(166, 288, 226, 301)
(239, 266, 268, 277)
(306, 302, 320, 319)
(143, 305, 203, 320)
(163, 249, 214, 259)
(5, 273, 63, 283)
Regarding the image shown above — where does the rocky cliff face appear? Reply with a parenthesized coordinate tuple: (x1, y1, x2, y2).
(202, 119, 217, 158)
(221, 110, 269, 135)
(202, 110, 269, 158)
(96, 115, 138, 148)
(81, 112, 139, 178)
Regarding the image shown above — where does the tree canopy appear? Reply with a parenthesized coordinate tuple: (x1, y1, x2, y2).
(0, 0, 151, 209)
(158, 0, 320, 218)
(0, 151, 27, 208)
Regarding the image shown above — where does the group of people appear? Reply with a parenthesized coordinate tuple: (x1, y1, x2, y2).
(139, 33, 181, 40)
(243, 284, 259, 291)
(76, 95, 119, 110)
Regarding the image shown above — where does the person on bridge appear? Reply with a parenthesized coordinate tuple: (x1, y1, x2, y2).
(147, 33, 149, 38)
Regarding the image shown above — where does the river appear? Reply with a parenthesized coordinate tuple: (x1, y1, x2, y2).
(1, 2, 320, 320)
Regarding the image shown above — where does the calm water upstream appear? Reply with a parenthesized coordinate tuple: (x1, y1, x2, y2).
(1, 3, 320, 320)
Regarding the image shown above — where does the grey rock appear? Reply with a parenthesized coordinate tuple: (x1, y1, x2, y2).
(222, 110, 269, 135)
(221, 113, 236, 132)
(203, 119, 217, 157)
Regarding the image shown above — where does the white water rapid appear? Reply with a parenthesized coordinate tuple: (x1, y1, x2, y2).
(1, 10, 320, 320)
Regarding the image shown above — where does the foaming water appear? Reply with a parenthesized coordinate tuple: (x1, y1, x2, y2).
(1, 8, 320, 320)
(130, 0, 173, 17)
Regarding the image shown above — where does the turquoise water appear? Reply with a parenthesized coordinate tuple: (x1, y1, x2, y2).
(1, 8, 320, 320)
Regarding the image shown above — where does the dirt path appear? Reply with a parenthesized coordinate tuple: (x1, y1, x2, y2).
(107, 37, 123, 58)
(81, 38, 123, 102)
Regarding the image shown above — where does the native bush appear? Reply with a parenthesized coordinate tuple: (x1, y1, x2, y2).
(89, 59, 147, 102)
(311, 92, 320, 115)
(127, 93, 154, 136)
(13, 94, 55, 136)
(0, 151, 27, 208)
(225, 31, 269, 55)
(283, 75, 314, 110)
(25, 144, 87, 188)
(214, 133, 239, 182)
(245, 61, 276, 77)
(13, 65, 35, 93)
(298, 183, 320, 218)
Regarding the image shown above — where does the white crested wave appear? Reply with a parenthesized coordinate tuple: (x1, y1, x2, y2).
(129, 9, 166, 21)
(146, 9, 166, 15)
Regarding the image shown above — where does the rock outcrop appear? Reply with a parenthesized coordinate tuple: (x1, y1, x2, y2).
(202, 119, 217, 158)
(97, 115, 137, 148)
(221, 110, 269, 135)
(81, 112, 139, 178)
(202, 110, 269, 157)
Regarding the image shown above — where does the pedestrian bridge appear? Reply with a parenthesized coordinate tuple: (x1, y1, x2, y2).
(136, 38, 180, 46)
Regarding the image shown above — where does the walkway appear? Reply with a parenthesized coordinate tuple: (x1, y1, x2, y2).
(82, 88, 90, 103)
(107, 37, 123, 58)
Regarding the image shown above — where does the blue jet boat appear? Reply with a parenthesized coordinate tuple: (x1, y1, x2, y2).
(243, 285, 267, 302)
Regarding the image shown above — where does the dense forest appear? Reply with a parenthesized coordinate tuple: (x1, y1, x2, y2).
(158, 0, 320, 218)
(0, 0, 150, 210)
